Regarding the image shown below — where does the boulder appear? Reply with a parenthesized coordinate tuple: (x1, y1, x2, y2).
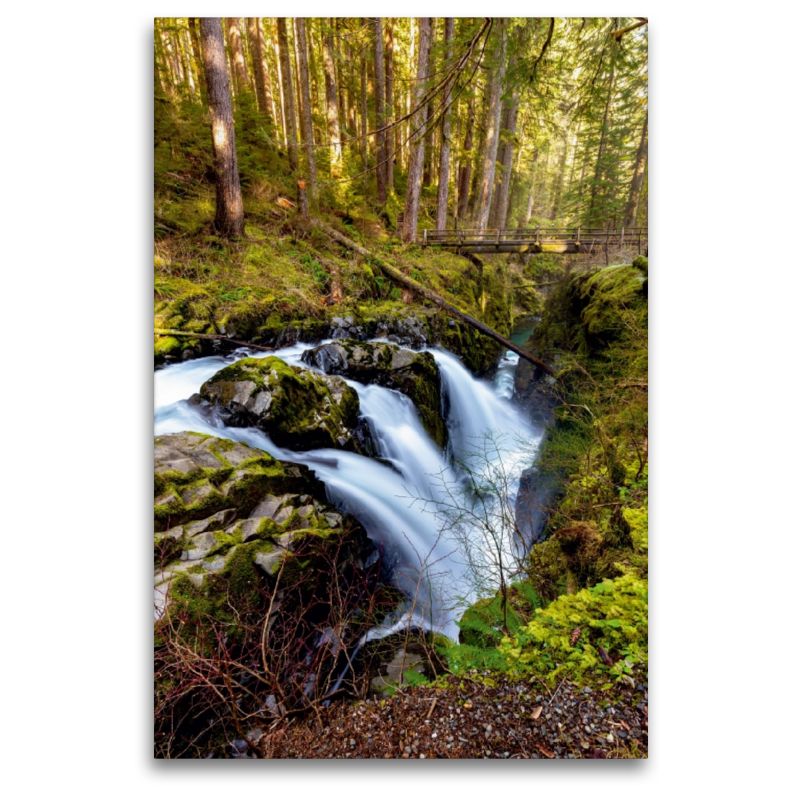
(153, 433, 377, 617)
(198, 356, 363, 452)
(301, 340, 447, 449)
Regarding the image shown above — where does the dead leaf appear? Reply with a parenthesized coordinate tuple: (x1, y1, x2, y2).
(531, 705, 543, 720)
(535, 742, 555, 758)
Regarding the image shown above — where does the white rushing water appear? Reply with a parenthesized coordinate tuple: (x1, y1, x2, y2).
(154, 340, 541, 640)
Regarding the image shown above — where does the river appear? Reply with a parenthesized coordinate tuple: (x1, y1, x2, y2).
(154, 337, 542, 641)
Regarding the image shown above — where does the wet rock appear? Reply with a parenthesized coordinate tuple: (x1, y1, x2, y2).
(199, 356, 364, 452)
(302, 340, 447, 448)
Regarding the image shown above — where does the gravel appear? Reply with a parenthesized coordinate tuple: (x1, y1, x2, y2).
(247, 669, 648, 759)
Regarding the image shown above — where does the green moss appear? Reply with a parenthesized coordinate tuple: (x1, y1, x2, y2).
(200, 357, 360, 451)
(154, 336, 181, 358)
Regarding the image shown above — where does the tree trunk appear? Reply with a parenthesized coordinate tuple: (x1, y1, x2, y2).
(188, 18, 207, 104)
(246, 18, 274, 123)
(199, 18, 244, 238)
(276, 18, 299, 171)
(422, 101, 435, 188)
(291, 20, 305, 145)
(435, 18, 455, 230)
(457, 102, 474, 221)
(490, 88, 519, 229)
(312, 217, 556, 376)
(550, 136, 569, 220)
(588, 62, 616, 226)
(179, 28, 196, 95)
(384, 20, 395, 195)
(295, 19, 317, 198)
(524, 151, 539, 224)
(335, 19, 346, 127)
(322, 21, 343, 178)
(401, 18, 433, 243)
(624, 111, 648, 228)
(373, 18, 387, 206)
(273, 21, 287, 146)
(476, 20, 508, 230)
(360, 42, 368, 175)
(224, 18, 250, 98)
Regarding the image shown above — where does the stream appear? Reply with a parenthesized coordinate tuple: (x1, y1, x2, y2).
(154, 334, 542, 641)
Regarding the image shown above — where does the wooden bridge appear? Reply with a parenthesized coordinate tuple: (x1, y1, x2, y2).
(421, 226, 648, 255)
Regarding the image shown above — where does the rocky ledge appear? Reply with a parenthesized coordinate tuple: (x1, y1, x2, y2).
(154, 432, 376, 616)
(301, 340, 447, 449)
(197, 356, 367, 452)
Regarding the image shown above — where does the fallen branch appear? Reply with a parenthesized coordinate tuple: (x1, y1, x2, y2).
(309, 218, 556, 377)
(154, 328, 274, 352)
(610, 18, 648, 41)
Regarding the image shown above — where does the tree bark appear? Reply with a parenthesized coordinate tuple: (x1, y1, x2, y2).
(524, 151, 539, 224)
(335, 19, 346, 127)
(199, 18, 244, 238)
(384, 20, 395, 195)
(373, 18, 388, 206)
(457, 102, 474, 222)
(360, 46, 368, 175)
(224, 18, 250, 98)
(401, 18, 433, 243)
(550, 136, 569, 220)
(312, 217, 555, 376)
(476, 20, 508, 230)
(188, 18, 207, 104)
(435, 18, 455, 230)
(294, 19, 318, 198)
(179, 28, 196, 95)
(490, 89, 520, 229)
(246, 18, 274, 123)
(322, 21, 343, 178)
(624, 111, 648, 227)
(588, 61, 616, 226)
(292, 20, 306, 145)
(276, 18, 299, 171)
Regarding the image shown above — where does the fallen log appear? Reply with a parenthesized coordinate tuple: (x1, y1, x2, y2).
(310, 217, 556, 376)
(154, 328, 274, 352)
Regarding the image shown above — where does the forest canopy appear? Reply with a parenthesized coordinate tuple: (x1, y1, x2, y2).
(155, 17, 648, 240)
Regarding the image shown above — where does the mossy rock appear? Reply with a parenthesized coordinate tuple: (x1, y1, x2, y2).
(199, 356, 362, 452)
(153, 432, 329, 532)
(301, 340, 447, 449)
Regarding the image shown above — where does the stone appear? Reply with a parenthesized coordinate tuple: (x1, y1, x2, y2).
(301, 340, 447, 448)
(251, 494, 297, 520)
(185, 509, 237, 537)
(323, 512, 343, 528)
(254, 547, 286, 576)
(199, 357, 363, 452)
(272, 506, 294, 525)
(182, 532, 218, 560)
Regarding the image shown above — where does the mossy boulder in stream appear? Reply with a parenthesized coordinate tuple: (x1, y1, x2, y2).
(301, 340, 447, 449)
(198, 356, 363, 451)
(154, 432, 377, 617)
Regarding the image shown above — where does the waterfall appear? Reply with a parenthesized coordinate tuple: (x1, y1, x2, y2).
(154, 340, 542, 641)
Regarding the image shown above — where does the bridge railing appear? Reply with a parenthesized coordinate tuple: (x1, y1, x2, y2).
(423, 227, 648, 247)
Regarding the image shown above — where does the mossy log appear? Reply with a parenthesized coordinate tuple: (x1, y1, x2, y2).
(154, 328, 274, 352)
(310, 218, 556, 377)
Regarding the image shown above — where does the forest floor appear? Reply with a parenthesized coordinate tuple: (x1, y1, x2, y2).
(242, 671, 648, 760)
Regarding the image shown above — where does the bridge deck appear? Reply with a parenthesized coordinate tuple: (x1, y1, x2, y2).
(422, 227, 648, 254)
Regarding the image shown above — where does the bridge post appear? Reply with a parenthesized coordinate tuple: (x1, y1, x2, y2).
(576, 226, 581, 252)
(424, 229, 428, 247)
(620, 226, 625, 247)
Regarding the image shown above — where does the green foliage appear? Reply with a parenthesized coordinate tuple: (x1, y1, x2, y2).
(498, 574, 648, 682)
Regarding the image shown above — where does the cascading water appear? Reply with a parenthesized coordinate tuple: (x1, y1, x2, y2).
(154, 339, 542, 641)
